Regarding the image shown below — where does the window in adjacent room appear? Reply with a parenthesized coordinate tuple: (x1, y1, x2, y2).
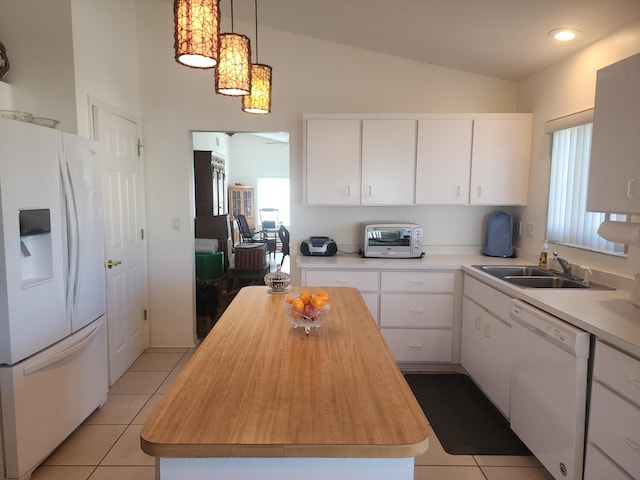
(256, 177, 290, 227)
(546, 116, 627, 256)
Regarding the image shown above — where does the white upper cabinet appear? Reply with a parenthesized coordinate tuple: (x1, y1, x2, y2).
(361, 119, 416, 205)
(587, 53, 640, 214)
(304, 113, 532, 206)
(416, 115, 531, 205)
(470, 115, 532, 205)
(416, 118, 473, 204)
(305, 119, 361, 205)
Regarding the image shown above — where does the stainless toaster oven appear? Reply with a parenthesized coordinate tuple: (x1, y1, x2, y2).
(361, 223, 423, 258)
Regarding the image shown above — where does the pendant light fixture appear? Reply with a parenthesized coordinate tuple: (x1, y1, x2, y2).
(174, 0, 220, 68)
(242, 0, 272, 114)
(215, 0, 252, 96)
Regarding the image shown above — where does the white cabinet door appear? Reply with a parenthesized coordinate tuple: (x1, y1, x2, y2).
(305, 119, 361, 205)
(461, 294, 512, 417)
(416, 118, 473, 204)
(584, 444, 631, 480)
(361, 119, 416, 205)
(470, 116, 531, 205)
(587, 53, 640, 214)
(481, 313, 512, 417)
(381, 329, 452, 362)
(381, 271, 455, 292)
(380, 293, 453, 328)
(461, 297, 485, 385)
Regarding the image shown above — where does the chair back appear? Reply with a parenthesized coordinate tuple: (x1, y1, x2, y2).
(278, 225, 290, 263)
(259, 208, 279, 230)
(235, 214, 254, 241)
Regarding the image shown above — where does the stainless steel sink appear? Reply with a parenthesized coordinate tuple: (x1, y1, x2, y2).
(503, 276, 589, 289)
(472, 265, 614, 290)
(475, 265, 554, 278)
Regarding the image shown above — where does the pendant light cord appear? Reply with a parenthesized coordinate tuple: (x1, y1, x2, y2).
(254, 0, 259, 62)
(230, 0, 235, 32)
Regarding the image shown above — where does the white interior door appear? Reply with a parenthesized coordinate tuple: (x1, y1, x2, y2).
(92, 106, 148, 385)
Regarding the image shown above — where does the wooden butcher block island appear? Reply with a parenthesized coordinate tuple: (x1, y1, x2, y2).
(141, 286, 429, 480)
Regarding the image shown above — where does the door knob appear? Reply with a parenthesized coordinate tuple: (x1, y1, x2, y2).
(107, 259, 122, 269)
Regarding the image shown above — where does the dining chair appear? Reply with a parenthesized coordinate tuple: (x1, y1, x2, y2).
(278, 224, 290, 267)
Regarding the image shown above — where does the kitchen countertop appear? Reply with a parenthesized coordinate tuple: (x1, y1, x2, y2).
(297, 253, 640, 359)
(140, 285, 429, 459)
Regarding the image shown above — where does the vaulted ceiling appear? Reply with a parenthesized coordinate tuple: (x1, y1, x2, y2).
(222, 0, 640, 81)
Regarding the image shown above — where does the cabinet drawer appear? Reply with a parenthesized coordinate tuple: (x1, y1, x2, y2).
(464, 275, 512, 323)
(593, 340, 640, 407)
(381, 271, 454, 292)
(584, 444, 632, 480)
(305, 270, 379, 291)
(381, 328, 452, 362)
(380, 293, 453, 328)
(589, 381, 640, 478)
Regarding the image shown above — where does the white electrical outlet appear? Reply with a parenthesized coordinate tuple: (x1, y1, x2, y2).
(525, 223, 534, 237)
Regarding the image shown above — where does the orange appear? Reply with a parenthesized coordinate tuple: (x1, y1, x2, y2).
(285, 296, 295, 304)
(292, 299, 305, 313)
(299, 293, 312, 305)
(315, 290, 330, 301)
(310, 295, 326, 308)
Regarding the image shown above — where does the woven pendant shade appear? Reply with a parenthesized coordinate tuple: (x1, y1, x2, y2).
(215, 33, 252, 96)
(174, 0, 220, 68)
(242, 63, 272, 114)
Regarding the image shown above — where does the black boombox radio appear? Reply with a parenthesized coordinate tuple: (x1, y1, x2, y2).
(299, 236, 338, 256)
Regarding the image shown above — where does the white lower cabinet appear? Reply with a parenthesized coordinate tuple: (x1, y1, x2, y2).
(302, 268, 456, 363)
(584, 444, 632, 480)
(585, 340, 640, 479)
(461, 275, 512, 417)
(303, 269, 379, 324)
(381, 329, 453, 363)
(379, 271, 454, 363)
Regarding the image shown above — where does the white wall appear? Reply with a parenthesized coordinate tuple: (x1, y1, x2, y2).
(71, 0, 142, 137)
(517, 20, 640, 279)
(134, 0, 522, 347)
(0, 1, 77, 132)
(228, 134, 289, 186)
(0, 0, 142, 135)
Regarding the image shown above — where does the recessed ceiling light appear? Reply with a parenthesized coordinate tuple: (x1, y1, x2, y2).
(549, 29, 581, 41)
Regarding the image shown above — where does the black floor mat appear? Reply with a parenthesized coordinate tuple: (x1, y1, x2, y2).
(404, 373, 531, 456)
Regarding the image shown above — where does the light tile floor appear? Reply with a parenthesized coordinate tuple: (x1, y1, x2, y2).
(32, 348, 554, 480)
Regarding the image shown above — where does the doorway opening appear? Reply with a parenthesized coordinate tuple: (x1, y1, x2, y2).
(192, 131, 290, 336)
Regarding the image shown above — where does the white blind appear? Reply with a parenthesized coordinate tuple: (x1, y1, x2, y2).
(547, 123, 626, 255)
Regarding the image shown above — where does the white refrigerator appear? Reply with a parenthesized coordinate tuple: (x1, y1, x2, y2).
(0, 117, 108, 480)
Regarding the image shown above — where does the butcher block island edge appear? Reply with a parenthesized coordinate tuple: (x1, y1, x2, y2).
(140, 286, 429, 459)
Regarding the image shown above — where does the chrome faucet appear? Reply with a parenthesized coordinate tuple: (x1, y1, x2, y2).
(553, 252, 572, 276)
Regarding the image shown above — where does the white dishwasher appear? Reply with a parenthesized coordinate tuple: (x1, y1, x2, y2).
(509, 300, 590, 480)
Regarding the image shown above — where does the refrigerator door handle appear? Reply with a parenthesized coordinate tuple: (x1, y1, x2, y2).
(59, 153, 80, 321)
(22, 320, 103, 377)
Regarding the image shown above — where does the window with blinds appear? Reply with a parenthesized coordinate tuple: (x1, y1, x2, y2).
(547, 122, 627, 256)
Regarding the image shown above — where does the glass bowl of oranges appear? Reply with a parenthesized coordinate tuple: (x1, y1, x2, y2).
(283, 290, 331, 334)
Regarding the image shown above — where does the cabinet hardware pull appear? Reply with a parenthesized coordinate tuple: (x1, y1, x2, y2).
(622, 437, 640, 451)
(628, 179, 637, 198)
(475, 317, 482, 329)
(367, 185, 372, 197)
(409, 343, 422, 348)
(630, 378, 640, 389)
(409, 308, 424, 313)
(455, 185, 461, 197)
(484, 324, 491, 338)
(346, 185, 351, 197)
(477, 185, 482, 197)
(334, 279, 350, 284)
(410, 280, 424, 284)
